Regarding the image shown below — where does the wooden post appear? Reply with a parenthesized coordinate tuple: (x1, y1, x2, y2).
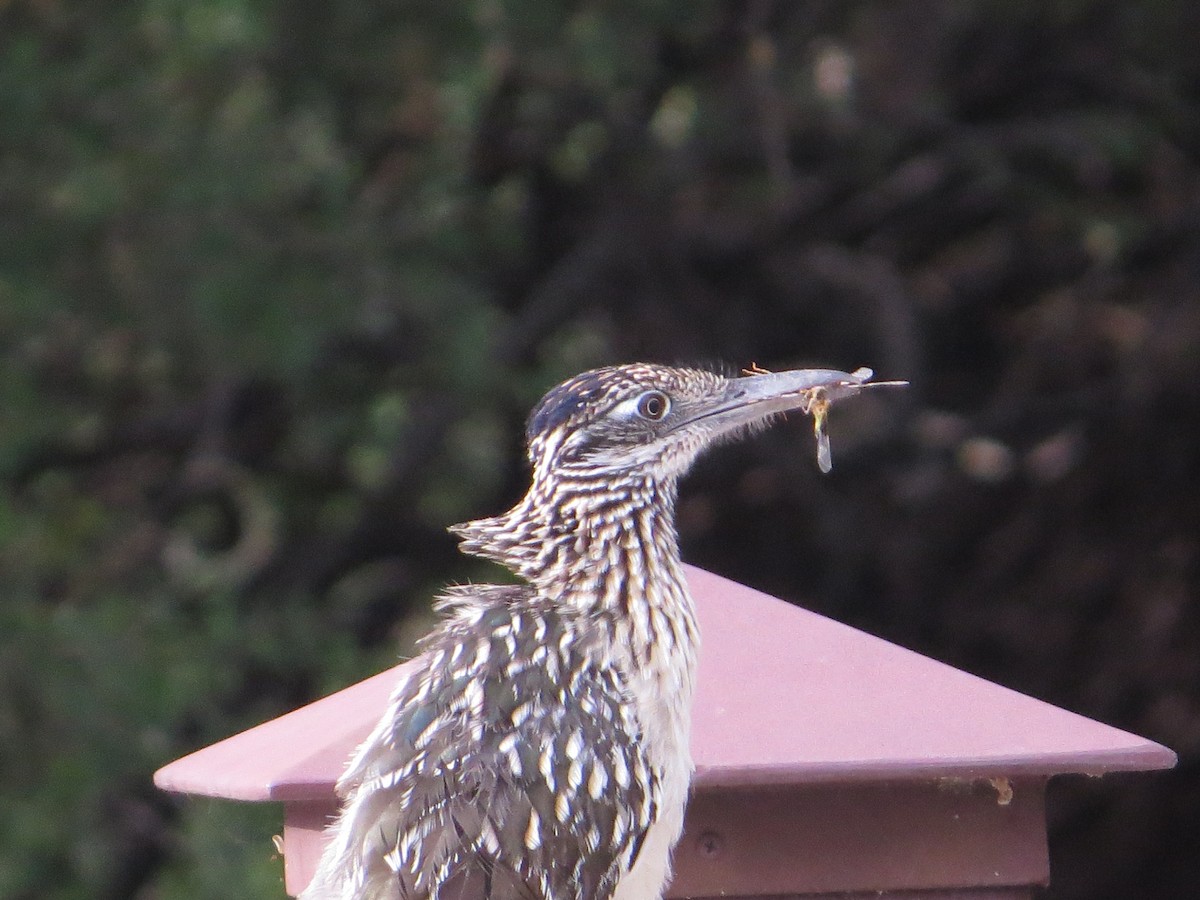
(156, 566, 1175, 897)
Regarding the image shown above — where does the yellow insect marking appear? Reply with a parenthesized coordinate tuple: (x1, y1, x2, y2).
(744, 363, 839, 471)
(808, 388, 833, 473)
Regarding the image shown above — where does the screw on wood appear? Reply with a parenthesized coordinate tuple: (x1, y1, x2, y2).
(696, 830, 723, 858)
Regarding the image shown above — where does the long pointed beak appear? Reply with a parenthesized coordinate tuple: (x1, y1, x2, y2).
(677, 365, 907, 470)
(727, 366, 872, 409)
(682, 366, 898, 430)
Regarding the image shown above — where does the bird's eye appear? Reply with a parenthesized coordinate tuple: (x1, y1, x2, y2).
(636, 391, 670, 421)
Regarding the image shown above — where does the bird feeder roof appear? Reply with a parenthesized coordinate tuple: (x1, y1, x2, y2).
(154, 566, 1174, 802)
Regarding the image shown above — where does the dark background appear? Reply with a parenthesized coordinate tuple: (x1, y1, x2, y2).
(2, 1, 1197, 897)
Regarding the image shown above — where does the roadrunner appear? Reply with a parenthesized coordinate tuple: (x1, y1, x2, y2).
(302, 363, 895, 900)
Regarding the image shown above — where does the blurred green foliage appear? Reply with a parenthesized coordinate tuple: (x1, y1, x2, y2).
(2, 0, 1199, 897)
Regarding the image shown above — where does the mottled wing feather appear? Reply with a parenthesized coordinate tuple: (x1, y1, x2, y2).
(336, 585, 658, 900)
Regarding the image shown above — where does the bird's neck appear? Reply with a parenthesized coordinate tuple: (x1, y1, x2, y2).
(451, 473, 699, 664)
(454, 472, 701, 778)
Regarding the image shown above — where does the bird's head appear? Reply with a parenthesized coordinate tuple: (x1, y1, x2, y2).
(453, 362, 902, 576)
(523, 362, 896, 485)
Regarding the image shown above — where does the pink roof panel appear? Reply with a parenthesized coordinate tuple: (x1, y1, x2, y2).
(154, 565, 1175, 801)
